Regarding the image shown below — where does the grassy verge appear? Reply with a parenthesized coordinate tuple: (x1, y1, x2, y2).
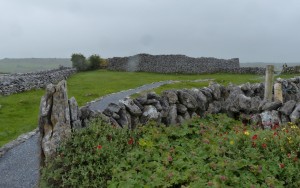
(0, 89, 44, 146)
(0, 70, 297, 147)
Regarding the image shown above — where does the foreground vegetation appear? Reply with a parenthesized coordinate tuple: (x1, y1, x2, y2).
(42, 114, 300, 187)
(0, 70, 297, 147)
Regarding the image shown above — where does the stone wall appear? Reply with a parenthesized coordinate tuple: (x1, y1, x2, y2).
(108, 54, 239, 73)
(99, 77, 300, 129)
(39, 77, 300, 160)
(107, 54, 265, 74)
(0, 67, 76, 96)
(281, 66, 300, 74)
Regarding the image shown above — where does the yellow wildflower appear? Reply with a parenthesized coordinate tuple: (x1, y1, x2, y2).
(244, 131, 250, 136)
(291, 125, 298, 129)
(229, 140, 234, 145)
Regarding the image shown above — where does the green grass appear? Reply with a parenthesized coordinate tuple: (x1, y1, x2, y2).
(67, 71, 264, 106)
(0, 89, 44, 146)
(0, 70, 298, 147)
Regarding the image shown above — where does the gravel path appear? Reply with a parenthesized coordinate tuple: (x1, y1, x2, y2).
(88, 80, 173, 111)
(0, 80, 172, 188)
(0, 134, 40, 188)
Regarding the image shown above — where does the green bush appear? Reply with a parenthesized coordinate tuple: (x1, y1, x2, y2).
(88, 54, 102, 70)
(109, 114, 300, 187)
(71, 53, 89, 71)
(41, 119, 138, 187)
(42, 114, 300, 187)
(71, 53, 106, 71)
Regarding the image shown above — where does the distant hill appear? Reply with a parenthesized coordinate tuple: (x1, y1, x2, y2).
(0, 58, 72, 73)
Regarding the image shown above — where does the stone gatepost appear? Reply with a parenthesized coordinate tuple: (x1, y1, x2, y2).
(39, 80, 81, 162)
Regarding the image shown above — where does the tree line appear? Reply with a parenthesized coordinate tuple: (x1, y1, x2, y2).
(71, 53, 107, 71)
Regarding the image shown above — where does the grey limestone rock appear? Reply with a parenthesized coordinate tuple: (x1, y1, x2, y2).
(290, 103, 300, 123)
(186, 89, 208, 112)
(260, 110, 281, 129)
(279, 100, 296, 115)
(107, 103, 121, 113)
(177, 104, 187, 114)
(176, 115, 185, 124)
(159, 97, 170, 118)
(183, 112, 191, 120)
(207, 101, 222, 114)
(147, 92, 160, 100)
(120, 98, 142, 116)
(69, 97, 80, 122)
(117, 108, 132, 129)
(260, 100, 282, 111)
(39, 80, 72, 160)
(154, 102, 163, 112)
(240, 82, 251, 91)
(136, 95, 148, 105)
(281, 114, 290, 124)
(133, 99, 144, 111)
(141, 105, 160, 124)
(110, 117, 122, 128)
(200, 87, 213, 103)
(177, 91, 197, 110)
(145, 99, 158, 105)
(238, 94, 251, 112)
(250, 114, 262, 127)
(250, 96, 261, 113)
(80, 106, 92, 120)
(162, 90, 178, 104)
(166, 104, 177, 125)
(72, 120, 82, 130)
(209, 82, 221, 100)
(224, 86, 244, 113)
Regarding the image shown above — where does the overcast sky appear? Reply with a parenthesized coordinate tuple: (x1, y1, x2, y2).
(0, 0, 300, 62)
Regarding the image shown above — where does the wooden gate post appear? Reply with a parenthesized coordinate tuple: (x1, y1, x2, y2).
(274, 82, 283, 103)
(264, 65, 274, 101)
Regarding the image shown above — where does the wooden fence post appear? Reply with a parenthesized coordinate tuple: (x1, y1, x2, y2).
(274, 82, 283, 103)
(264, 65, 274, 101)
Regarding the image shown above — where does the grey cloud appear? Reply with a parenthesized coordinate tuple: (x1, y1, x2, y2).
(0, 0, 300, 62)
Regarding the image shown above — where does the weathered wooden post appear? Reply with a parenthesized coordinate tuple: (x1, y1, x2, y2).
(274, 82, 283, 103)
(264, 65, 274, 101)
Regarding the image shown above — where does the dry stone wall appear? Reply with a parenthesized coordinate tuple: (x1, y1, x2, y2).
(39, 77, 300, 160)
(107, 54, 265, 74)
(69, 76, 300, 131)
(282, 66, 300, 74)
(98, 77, 300, 130)
(0, 67, 76, 96)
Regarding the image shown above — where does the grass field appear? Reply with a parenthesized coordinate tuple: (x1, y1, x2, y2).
(0, 70, 297, 147)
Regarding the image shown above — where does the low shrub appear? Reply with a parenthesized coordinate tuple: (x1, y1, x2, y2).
(41, 119, 138, 187)
(42, 114, 300, 187)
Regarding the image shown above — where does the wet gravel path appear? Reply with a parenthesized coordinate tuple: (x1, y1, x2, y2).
(0, 80, 172, 188)
(0, 134, 40, 188)
(88, 80, 173, 111)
